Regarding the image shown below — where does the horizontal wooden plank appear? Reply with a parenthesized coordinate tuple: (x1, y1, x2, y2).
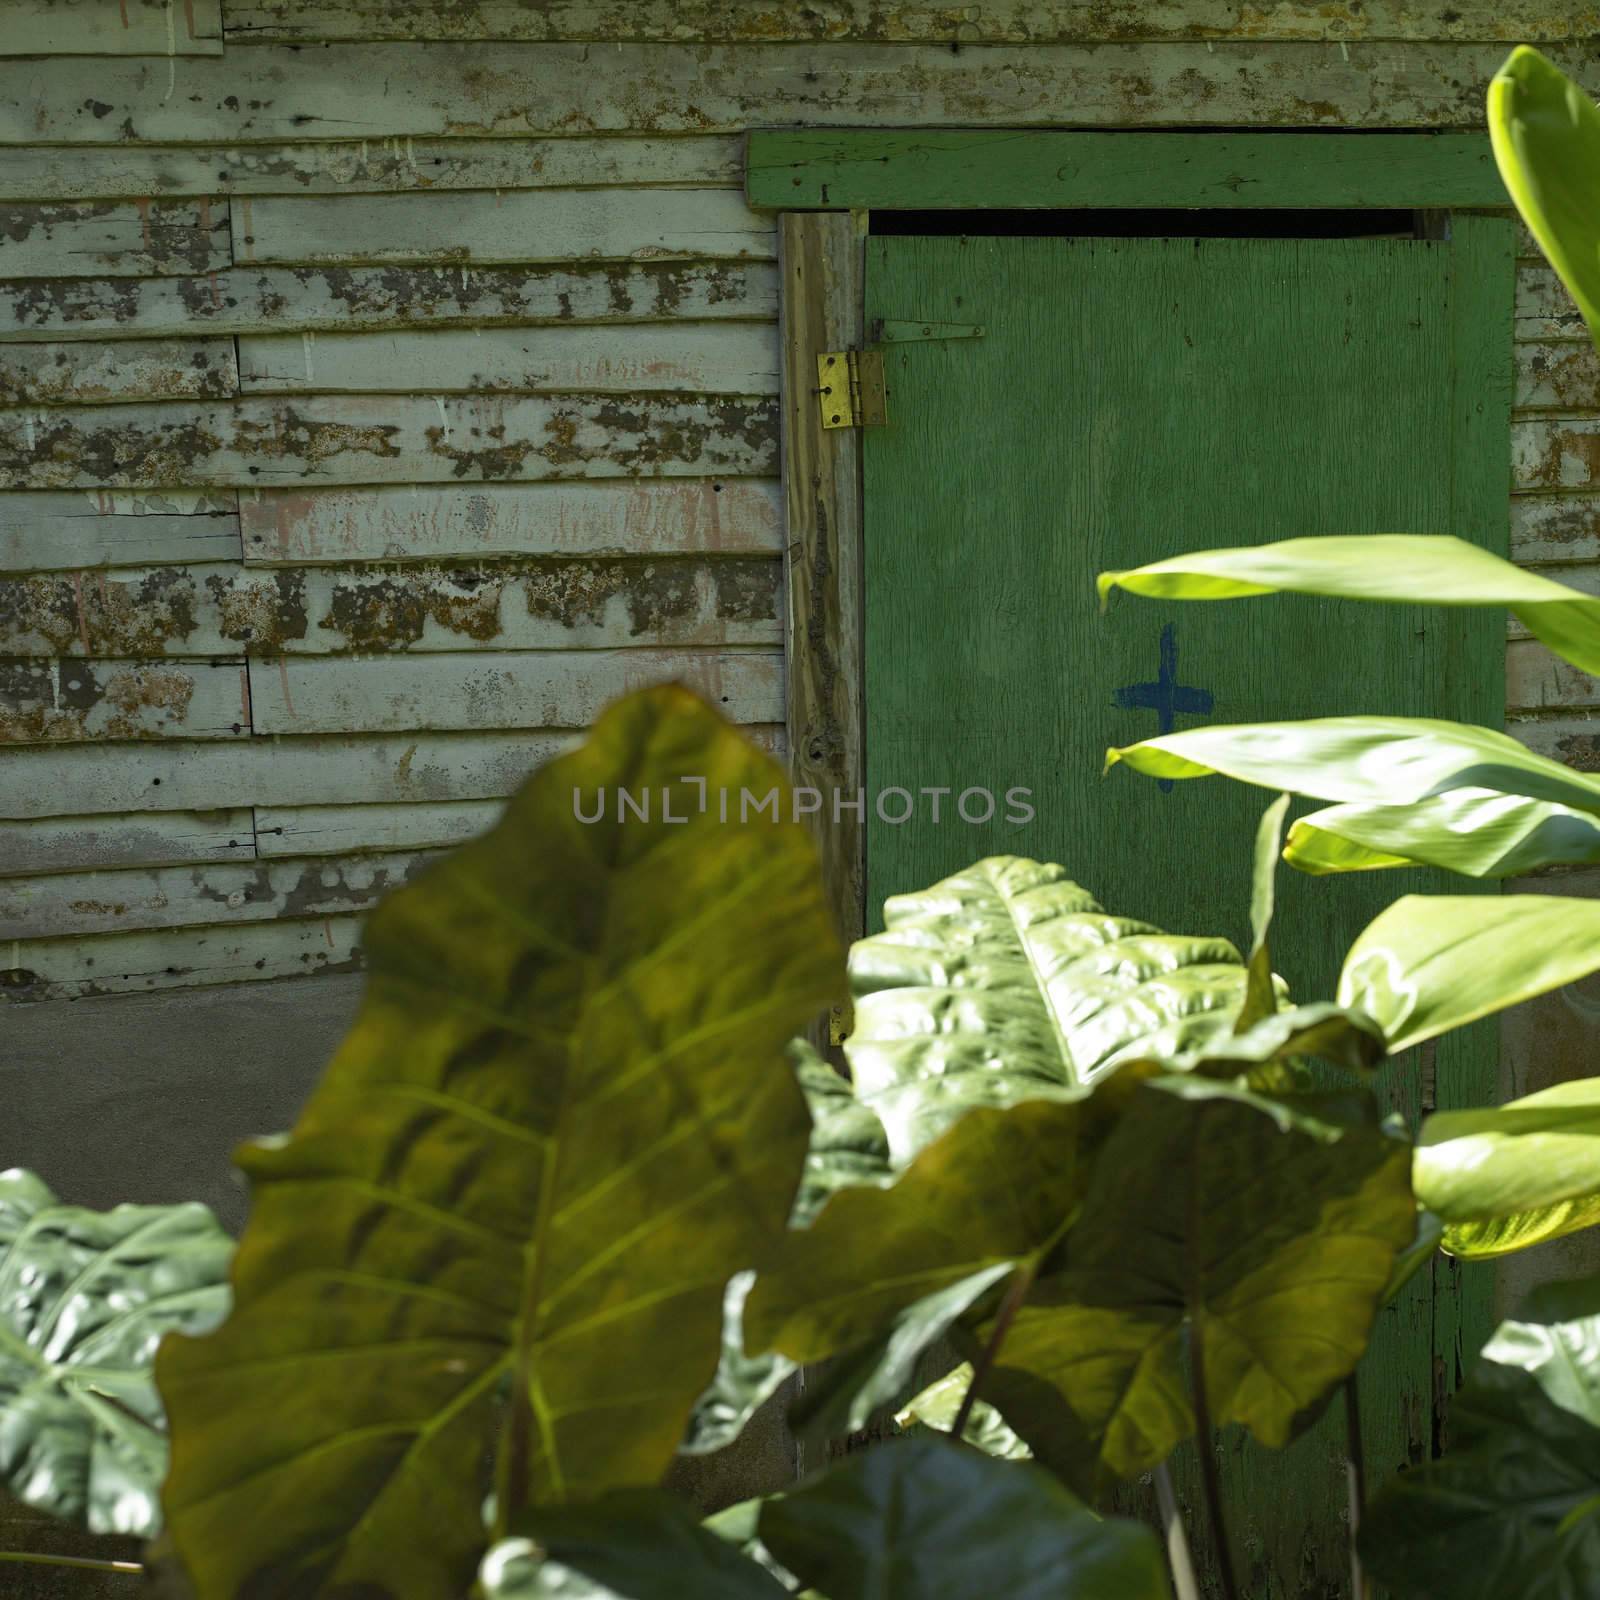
(256, 799, 501, 857)
(0, 489, 239, 569)
(4, 0, 222, 55)
(1511, 492, 1600, 565)
(1508, 638, 1599, 712)
(0, 914, 363, 1001)
(0, 338, 238, 405)
(0, 201, 230, 277)
(3, 43, 1592, 144)
(0, 556, 781, 655)
(0, 849, 429, 940)
(0, 393, 778, 489)
(233, 189, 774, 267)
(0, 723, 785, 818)
(1516, 339, 1600, 411)
(0, 261, 777, 343)
(241, 480, 781, 563)
(0, 135, 742, 201)
(248, 647, 782, 734)
(236, 322, 779, 396)
(1514, 419, 1600, 492)
(748, 131, 1510, 210)
(1516, 263, 1587, 342)
(212, 1, 1600, 45)
(0, 809, 252, 876)
(1510, 712, 1600, 773)
(0, 657, 248, 743)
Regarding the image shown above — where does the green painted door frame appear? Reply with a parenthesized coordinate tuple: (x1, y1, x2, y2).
(763, 131, 1514, 1598)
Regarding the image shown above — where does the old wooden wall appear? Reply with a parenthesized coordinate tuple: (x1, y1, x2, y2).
(3, 1, 1599, 1005)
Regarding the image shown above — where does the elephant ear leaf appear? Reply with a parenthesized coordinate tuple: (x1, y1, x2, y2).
(155, 687, 843, 1600)
(1414, 1080, 1600, 1260)
(0, 1169, 231, 1538)
(1361, 1275, 1600, 1599)
(757, 1432, 1169, 1600)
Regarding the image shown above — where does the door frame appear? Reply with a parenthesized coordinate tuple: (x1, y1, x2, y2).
(754, 126, 1512, 961)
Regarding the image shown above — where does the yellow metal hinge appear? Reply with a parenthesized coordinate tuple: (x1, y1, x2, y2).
(817, 349, 887, 430)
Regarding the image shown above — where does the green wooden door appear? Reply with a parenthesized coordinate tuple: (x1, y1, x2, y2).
(862, 221, 1513, 1596)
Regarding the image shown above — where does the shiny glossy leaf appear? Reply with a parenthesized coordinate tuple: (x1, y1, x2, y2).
(1339, 893, 1600, 1053)
(1286, 788, 1600, 878)
(0, 1171, 230, 1539)
(980, 1078, 1414, 1488)
(895, 1364, 1032, 1459)
(789, 1039, 893, 1228)
(1240, 794, 1291, 1027)
(1415, 1080, 1600, 1260)
(848, 856, 1249, 1164)
(1099, 534, 1600, 676)
(155, 687, 843, 1600)
(1361, 1276, 1600, 1599)
(680, 1272, 794, 1458)
(757, 1433, 1168, 1600)
(1108, 715, 1600, 820)
(1490, 46, 1600, 351)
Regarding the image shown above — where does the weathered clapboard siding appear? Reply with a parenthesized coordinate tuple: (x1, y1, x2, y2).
(0, 339, 239, 405)
(0, 136, 743, 201)
(1514, 419, 1600, 492)
(217, 1, 1600, 45)
(0, 849, 431, 940)
(0, 259, 779, 342)
(0, 809, 253, 876)
(1516, 340, 1600, 411)
(246, 647, 782, 733)
(1511, 492, 1600, 564)
(0, 658, 247, 743)
(0, 393, 779, 488)
(0, 201, 231, 277)
(0, 556, 781, 655)
(0, 490, 240, 569)
(5, 0, 223, 54)
(236, 323, 780, 396)
(0, 916, 364, 1000)
(240, 480, 781, 563)
(255, 799, 501, 857)
(1515, 263, 1588, 341)
(1511, 711, 1600, 771)
(0, 723, 785, 818)
(233, 189, 774, 266)
(1508, 637, 1600, 712)
(4, 44, 1593, 145)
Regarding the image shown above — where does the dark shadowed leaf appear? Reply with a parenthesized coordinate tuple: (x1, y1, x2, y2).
(1415, 1080, 1600, 1260)
(155, 687, 843, 1600)
(1361, 1276, 1600, 1599)
(980, 1078, 1414, 1489)
(0, 1170, 230, 1538)
(758, 1433, 1167, 1599)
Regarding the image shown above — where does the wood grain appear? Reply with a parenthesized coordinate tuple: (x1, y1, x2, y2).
(0, 658, 248, 743)
(4, 0, 222, 55)
(0, 490, 239, 570)
(0, 339, 239, 405)
(254, 800, 502, 858)
(0, 200, 231, 277)
(0, 809, 253, 876)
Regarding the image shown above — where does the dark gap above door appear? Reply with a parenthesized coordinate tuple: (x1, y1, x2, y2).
(869, 208, 1423, 239)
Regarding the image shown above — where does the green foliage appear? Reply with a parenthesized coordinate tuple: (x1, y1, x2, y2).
(153, 687, 844, 1599)
(1489, 46, 1600, 353)
(1361, 1277, 1600, 1599)
(1415, 1081, 1600, 1260)
(895, 1365, 1031, 1459)
(756, 1434, 1169, 1600)
(0, 1171, 230, 1539)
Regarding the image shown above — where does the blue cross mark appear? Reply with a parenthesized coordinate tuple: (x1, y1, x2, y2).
(1114, 623, 1214, 793)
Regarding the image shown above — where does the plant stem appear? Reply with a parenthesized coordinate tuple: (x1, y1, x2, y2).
(1189, 1316, 1239, 1600)
(1345, 1375, 1371, 1600)
(1153, 1461, 1202, 1600)
(0, 1551, 142, 1575)
(950, 1262, 1035, 1440)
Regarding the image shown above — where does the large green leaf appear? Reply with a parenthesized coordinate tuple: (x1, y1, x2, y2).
(756, 1433, 1168, 1600)
(155, 687, 843, 1600)
(1286, 788, 1600, 878)
(1107, 715, 1600, 818)
(1339, 893, 1600, 1054)
(1099, 534, 1600, 676)
(1490, 46, 1600, 351)
(979, 1078, 1414, 1489)
(895, 1363, 1032, 1460)
(0, 1171, 230, 1538)
(1415, 1080, 1600, 1260)
(1361, 1276, 1600, 1599)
